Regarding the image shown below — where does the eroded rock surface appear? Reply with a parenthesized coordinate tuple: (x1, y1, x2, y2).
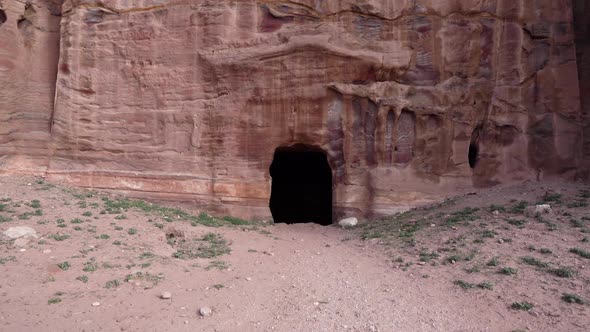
(0, 0, 62, 173)
(574, 0, 590, 179)
(0, 0, 588, 220)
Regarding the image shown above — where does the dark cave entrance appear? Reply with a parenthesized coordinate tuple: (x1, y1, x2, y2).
(0, 9, 6, 26)
(468, 144, 479, 168)
(269, 144, 333, 225)
(469, 126, 482, 169)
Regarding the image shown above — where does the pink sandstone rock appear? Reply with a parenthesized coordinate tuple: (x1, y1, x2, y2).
(573, 0, 590, 178)
(0, 0, 62, 173)
(0, 0, 588, 222)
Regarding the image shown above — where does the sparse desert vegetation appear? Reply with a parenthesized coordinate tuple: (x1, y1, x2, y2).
(0, 177, 589, 331)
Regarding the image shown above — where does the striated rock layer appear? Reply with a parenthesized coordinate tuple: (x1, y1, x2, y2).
(574, 0, 590, 179)
(0, 0, 62, 172)
(0, 0, 588, 221)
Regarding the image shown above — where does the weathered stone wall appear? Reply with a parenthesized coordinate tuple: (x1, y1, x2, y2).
(0, 0, 586, 220)
(574, 0, 590, 179)
(0, 0, 62, 173)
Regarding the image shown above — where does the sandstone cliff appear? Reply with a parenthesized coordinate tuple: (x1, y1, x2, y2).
(0, 0, 588, 220)
(574, 0, 590, 178)
(0, 0, 61, 172)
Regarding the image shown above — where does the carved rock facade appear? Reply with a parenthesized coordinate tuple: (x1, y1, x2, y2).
(0, 0, 588, 221)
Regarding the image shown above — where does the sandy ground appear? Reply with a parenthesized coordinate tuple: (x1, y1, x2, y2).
(0, 176, 589, 332)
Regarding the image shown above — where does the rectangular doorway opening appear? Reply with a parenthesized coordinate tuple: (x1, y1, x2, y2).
(269, 144, 333, 225)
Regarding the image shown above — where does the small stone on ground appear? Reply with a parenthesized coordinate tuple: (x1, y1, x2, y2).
(3, 227, 38, 239)
(338, 217, 358, 228)
(199, 307, 212, 317)
(524, 204, 552, 217)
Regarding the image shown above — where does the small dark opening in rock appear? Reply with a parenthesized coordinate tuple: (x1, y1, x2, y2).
(468, 143, 479, 168)
(0, 9, 7, 26)
(17, 17, 31, 29)
(469, 126, 482, 169)
(269, 144, 332, 225)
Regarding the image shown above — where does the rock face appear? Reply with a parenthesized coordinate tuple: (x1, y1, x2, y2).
(573, 0, 590, 178)
(0, 1, 588, 221)
(0, 0, 62, 173)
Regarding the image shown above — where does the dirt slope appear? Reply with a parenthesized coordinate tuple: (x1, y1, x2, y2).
(0, 176, 589, 332)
